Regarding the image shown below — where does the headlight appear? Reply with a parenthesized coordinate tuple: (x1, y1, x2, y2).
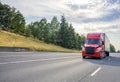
(96, 48, 102, 52)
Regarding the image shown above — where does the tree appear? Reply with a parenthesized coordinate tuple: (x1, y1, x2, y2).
(44, 23, 50, 43)
(38, 18, 47, 40)
(77, 35, 82, 50)
(28, 18, 48, 41)
(0, 2, 12, 30)
(49, 16, 60, 44)
(65, 24, 76, 49)
(57, 15, 86, 50)
(24, 25, 32, 37)
(57, 15, 68, 47)
(74, 33, 79, 49)
(29, 22, 38, 39)
(11, 11, 25, 34)
(110, 44, 116, 52)
(80, 35, 85, 46)
(0, 2, 26, 34)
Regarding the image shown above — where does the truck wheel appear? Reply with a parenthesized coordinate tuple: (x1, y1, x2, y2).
(82, 56, 86, 59)
(106, 52, 109, 56)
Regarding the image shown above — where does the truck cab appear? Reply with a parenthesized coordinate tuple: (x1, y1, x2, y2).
(82, 33, 110, 59)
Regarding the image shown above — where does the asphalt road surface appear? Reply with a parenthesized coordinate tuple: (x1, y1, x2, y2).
(0, 52, 120, 82)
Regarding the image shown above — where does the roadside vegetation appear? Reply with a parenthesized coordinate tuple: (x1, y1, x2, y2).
(0, 2, 115, 52)
(0, 2, 85, 51)
(0, 30, 80, 52)
(110, 44, 116, 52)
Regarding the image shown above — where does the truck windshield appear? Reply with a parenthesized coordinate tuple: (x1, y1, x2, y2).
(86, 39, 101, 44)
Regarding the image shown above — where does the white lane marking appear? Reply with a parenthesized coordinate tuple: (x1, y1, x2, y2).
(91, 67, 101, 76)
(0, 56, 80, 65)
(0, 55, 29, 57)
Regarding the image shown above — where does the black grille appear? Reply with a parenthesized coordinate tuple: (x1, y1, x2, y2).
(86, 47, 94, 54)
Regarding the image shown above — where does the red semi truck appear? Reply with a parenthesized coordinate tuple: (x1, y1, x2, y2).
(82, 33, 110, 59)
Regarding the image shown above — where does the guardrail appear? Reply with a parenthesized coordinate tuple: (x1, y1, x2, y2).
(0, 46, 30, 52)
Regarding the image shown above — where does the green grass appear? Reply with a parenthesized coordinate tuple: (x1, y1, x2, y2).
(0, 30, 80, 52)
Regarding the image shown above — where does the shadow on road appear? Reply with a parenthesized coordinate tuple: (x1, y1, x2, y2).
(83, 54, 120, 67)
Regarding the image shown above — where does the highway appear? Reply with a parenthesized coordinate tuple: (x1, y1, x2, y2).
(0, 52, 120, 82)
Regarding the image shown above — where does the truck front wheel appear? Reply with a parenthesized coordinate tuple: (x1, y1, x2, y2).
(82, 56, 86, 59)
(106, 52, 109, 56)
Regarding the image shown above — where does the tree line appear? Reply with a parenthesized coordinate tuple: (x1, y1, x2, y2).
(0, 2, 85, 50)
(26, 16, 85, 50)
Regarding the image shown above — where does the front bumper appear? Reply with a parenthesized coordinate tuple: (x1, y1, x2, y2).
(82, 51, 101, 58)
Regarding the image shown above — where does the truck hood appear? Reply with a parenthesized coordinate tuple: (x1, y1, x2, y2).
(84, 44, 100, 48)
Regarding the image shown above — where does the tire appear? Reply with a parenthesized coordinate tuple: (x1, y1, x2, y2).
(106, 52, 109, 56)
(82, 56, 86, 59)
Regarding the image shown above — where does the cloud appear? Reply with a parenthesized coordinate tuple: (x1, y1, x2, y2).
(66, 4, 79, 11)
(2, 0, 119, 23)
(66, 0, 120, 23)
(106, 0, 120, 4)
(74, 18, 120, 33)
(1, 0, 70, 16)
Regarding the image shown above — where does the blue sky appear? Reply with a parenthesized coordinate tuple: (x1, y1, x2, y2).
(1, 0, 120, 50)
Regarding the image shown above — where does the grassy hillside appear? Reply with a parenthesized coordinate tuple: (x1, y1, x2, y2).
(0, 30, 80, 52)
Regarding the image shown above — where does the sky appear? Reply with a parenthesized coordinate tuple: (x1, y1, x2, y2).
(1, 0, 120, 50)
